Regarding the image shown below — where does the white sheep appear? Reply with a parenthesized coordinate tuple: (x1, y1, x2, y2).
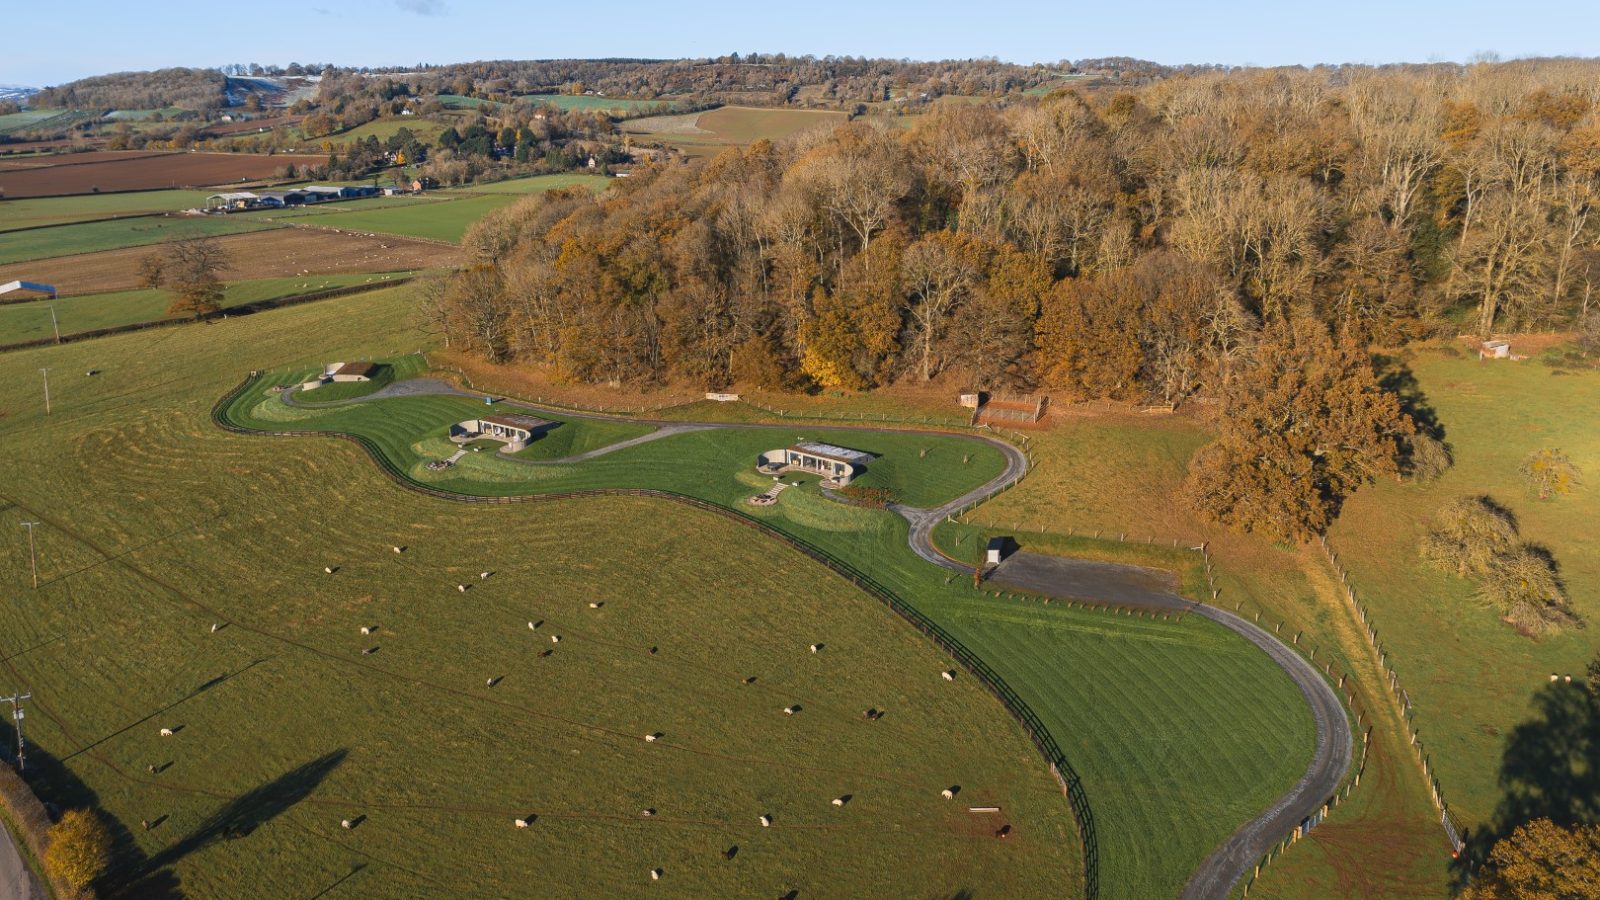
(392, 546, 403, 553)
(650, 868, 662, 881)
(942, 670, 956, 681)
(644, 733, 658, 743)
(641, 808, 655, 817)
(480, 571, 492, 579)
(324, 566, 335, 574)
(457, 584, 468, 593)
(759, 814, 772, 827)
(1551, 673, 1560, 682)
(210, 623, 219, 633)
(831, 797, 845, 807)
(551, 635, 561, 644)
(783, 705, 799, 716)
(514, 818, 530, 828)
(159, 727, 174, 737)
(360, 626, 373, 635)
(340, 819, 353, 830)
(809, 643, 821, 654)
(528, 621, 537, 631)
(589, 601, 602, 609)
(941, 788, 955, 800)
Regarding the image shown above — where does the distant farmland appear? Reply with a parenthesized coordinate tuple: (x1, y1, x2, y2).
(520, 94, 682, 114)
(621, 106, 847, 156)
(0, 151, 327, 198)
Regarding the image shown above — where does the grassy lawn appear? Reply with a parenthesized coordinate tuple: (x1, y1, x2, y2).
(519, 94, 682, 114)
(0, 215, 281, 265)
(318, 118, 448, 146)
(0, 273, 406, 344)
(297, 195, 519, 243)
(221, 357, 1321, 899)
(0, 190, 214, 231)
(450, 174, 611, 195)
(1328, 348, 1600, 833)
(0, 288, 1080, 897)
(510, 417, 655, 460)
(295, 356, 429, 402)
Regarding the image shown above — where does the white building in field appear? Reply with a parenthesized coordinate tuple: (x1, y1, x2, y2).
(757, 442, 874, 486)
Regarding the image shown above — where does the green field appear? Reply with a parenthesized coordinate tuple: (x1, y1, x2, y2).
(0, 273, 406, 344)
(622, 106, 848, 157)
(1328, 348, 1600, 837)
(435, 94, 507, 110)
(318, 118, 448, 147)
(0, 289, 1083, 897)
(519, 94, 681, 114)
(298, 195, 519, 243)
(451, 174, 612, 195)
(0, 109, 100, 136)
(222, 354, 1320, 898)
(0, 215, 281, 265)
(103, 108, 189, 121)
(0, 190, 214, 231)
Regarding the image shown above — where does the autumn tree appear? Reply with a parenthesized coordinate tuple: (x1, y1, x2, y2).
(43, 808, 110, 893)
(163, 238, 231, 319)
(1184, 318, 1414, 542)
(1420, 495, 1579, 636)
(1463, 818, 1600, 899)
(136, 252, 165, 290)
(1520, 448, 1582, 500)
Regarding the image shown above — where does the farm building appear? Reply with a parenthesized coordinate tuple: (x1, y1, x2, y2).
(958, 391, 984, 409)
(1479, 340, 1512, 360)
(986, 536, 1012, 565)
(0, 280, 56, 299)
(757, 442, 875, 486)
(257, 189, 310, 207)
(449, 414, 553, 453)
(205, 191, 259, 210)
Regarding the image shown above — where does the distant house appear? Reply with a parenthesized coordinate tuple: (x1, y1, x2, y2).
(325, 361, 378, 382)
(958, 390, 984, 409)
(449, 413, 553, 453)
(1479, 340, 1512, 360)
(757, 442, 875, 486)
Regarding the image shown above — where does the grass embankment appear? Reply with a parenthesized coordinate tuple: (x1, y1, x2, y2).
(0, 287, 1080, 897)
(0, 273, 408, 345)
(223, 355, 1319, 899)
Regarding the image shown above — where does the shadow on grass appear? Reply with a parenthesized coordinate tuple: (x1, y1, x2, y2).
(143, 749, 347, 874)
(1455, 680, 1600, 875)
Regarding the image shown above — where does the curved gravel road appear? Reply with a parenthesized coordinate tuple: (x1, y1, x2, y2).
(275, 377, 1350, 898)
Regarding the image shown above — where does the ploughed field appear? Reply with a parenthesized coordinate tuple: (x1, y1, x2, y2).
(0, 151, 327, 198)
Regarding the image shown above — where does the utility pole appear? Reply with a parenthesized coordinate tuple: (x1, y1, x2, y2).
(39, 367, 50, 414)
(21, 522, 39, 589)
(2, 692, 30, 772)
(48, 301, 60, 344)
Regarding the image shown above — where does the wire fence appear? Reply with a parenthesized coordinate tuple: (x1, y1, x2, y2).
(213, 372, 1102, 899)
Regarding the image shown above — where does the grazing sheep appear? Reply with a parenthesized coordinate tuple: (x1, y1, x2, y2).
(159, 728, 174, 737)
(551, 635, 561, 643)
(941, 788, 956, 800)
(759, 814, 772, 827)
(486, 677, 497, 687)
(942, 670, 956, 681)
(742, 676, 756, 685)
(641, 808, 656, 817)
(995, 824, 1011, 839)
(648, 646, 658, 655)
(514, 818, 530, 828)
(324, 566, 335, 574)
(1551, 673, 1560, 682)
(831, 797, 846, 807)
(528, 621, 538, 631)
(644, 733, 658, 743)
(210, 623, 219, 633)
(1566, 674, 1574, 683)
(650, 868, 662, 881)
(457, 584, 468, 593)
(723, 846, 737, 860)
(141, 819, 150, 831)
(360, 626, 373, 635)
(480, 572, 492, 579)
(540, 649, 554, 658)
(589, 602, 602, 609)
(809, 643, 821, 654)
(783, 705, 800, 716)
(392, 546, 404, 553)
(361, 647, 376, 656)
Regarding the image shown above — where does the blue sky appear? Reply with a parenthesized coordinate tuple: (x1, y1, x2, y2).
(5, 0, 1598, 87)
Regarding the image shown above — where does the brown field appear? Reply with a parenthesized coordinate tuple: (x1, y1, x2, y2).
(0, 225, 458, 294)
(0, 150, 172, 171)
(0, 151, 327, 198)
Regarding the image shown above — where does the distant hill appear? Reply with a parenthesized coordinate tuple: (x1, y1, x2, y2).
(225, 75, 322, 108)
(31, 67, 226, 110)
(0, 85, 37, 103)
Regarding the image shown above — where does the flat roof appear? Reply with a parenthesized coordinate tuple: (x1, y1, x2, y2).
(334, 361, 378, 377)
(789, 442, 874, 465)
(208, 191, 258, 201)
(482, 413, 551, 431)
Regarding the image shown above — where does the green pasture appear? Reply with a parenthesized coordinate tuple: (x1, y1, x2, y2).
(435, 94, 507, 110)
(318, 118, 448, 146)
(223, 352, 1320, 899)
(0, 288, 1079, 897)
(450, 174, 611, 195)
(0, 190, 214, 231)
(519, 94, 680, 114)
(1329, 348, 1600, 834)
(295, 195, 518, 243)
(0, 273, 406, 345)
(0, 215, 280, 265)
(0, 109, 99, 136)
